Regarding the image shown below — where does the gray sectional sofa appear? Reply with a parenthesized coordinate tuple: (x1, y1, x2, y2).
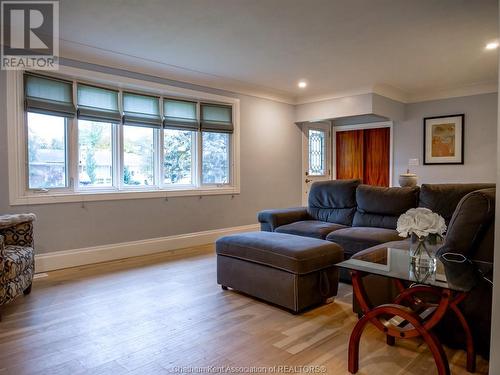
(258, 179, 495, 357)
(258, 180, 494, 280)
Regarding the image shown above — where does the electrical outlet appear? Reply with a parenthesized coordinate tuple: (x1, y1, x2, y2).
(408, 158, 420, 166)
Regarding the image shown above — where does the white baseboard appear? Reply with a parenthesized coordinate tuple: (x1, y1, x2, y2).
(35, 224, 260, 273)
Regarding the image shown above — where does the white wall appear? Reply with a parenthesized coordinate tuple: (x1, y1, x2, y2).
(394, 93, 497, 184)
(0, 65, 302, 254)
(372, 94, 405, 121)
(489, 5, 499, 367)
(295, 93, 373, 123)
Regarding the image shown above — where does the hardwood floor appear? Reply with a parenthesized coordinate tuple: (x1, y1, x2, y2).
(0, 245, 489, 374)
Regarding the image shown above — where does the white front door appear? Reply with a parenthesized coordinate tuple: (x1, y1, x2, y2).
(301, 121, 332, 205)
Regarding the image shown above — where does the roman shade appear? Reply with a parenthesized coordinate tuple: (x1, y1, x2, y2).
(24, 74, 76, 117)
(122, 92, 161, 127)
(200, 103, 233, 133)
(163, 99, 198, 131)
(77, 84, 121, 123)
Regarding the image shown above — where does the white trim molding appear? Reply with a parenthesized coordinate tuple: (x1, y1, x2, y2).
(294, 81, 498, 106)
(406, 81, 498, 104)
(35, 223, 259, 272)
(6, 66, 241, 205)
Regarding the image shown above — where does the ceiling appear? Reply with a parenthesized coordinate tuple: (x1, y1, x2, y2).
(59, 0, 499, 104)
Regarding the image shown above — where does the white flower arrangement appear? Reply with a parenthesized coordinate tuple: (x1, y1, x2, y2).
(396, 207, 447, 239)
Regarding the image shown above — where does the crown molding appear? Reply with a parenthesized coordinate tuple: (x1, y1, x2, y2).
(405, 81, 498, 103)
(294, 81, 498, 106)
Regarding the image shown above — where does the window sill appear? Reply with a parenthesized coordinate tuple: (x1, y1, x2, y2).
(10, 186, 240, 206)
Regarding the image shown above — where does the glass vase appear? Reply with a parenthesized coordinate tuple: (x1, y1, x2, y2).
(409, 235, 437, 274)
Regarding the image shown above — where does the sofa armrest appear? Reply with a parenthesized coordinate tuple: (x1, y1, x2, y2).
(436, 189, 495, 261)
(257, 207, 310, 232)
(0, 214, 36, 247)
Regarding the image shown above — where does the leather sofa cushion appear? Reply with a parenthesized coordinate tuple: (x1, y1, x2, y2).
(307, 179, 360, 226)
(353, 185, 419, 229)
(216, 231, 343, 275)
(258, 207, 310, 232)
(326, 227, 402, 257)
(275, 220, 347, 239)
(419, 183, 495, 224)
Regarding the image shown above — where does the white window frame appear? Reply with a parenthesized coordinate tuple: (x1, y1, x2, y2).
(161, 128, 198, 189)
(75, 119, 118, 192)
(6, 66, 240, 205)
(25, 112, 72, 192)
(306, 126, 328, 177)
(120, 124, 159, 190)
(200, 131, 233, 186)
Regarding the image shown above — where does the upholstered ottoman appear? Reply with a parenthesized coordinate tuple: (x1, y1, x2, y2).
(216, 231, 343, 313)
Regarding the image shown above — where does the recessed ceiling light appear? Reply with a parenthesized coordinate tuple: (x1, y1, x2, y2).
(486, 42, 499, 50)
(298, 80, 307, 88)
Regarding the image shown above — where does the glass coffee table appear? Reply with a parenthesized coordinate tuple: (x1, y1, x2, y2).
(337, 246, 492, 375)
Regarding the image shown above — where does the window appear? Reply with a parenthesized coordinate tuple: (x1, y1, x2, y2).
(308, 129, 326, 176)
(10, 70, 239, 204)
(27, 112, 67, 189)
(122, 92, 161, 187)
(78, 120, 113, 187)
(164, 129, 194, 185)
(200, 103, 232, 185)
(123, 126, 155, 186)
(25, 74, 75, 189)
(202, 132, 230, 184)
(163, 99, 198, 185)
(77, 84, 120, 188)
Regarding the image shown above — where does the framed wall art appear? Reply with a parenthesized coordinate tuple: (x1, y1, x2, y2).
(423, 114, 464, 165)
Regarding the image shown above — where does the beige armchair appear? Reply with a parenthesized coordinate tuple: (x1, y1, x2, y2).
(0, 214, 36, 320)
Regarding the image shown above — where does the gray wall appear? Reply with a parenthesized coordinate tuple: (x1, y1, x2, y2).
(393, 93, 498, 184)
(0, 69, 302, 254)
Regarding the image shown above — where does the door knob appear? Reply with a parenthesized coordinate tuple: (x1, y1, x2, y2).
(305, 179, 312, 183)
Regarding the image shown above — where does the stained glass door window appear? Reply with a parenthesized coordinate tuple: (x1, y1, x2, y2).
(308, 129, 326, 176)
